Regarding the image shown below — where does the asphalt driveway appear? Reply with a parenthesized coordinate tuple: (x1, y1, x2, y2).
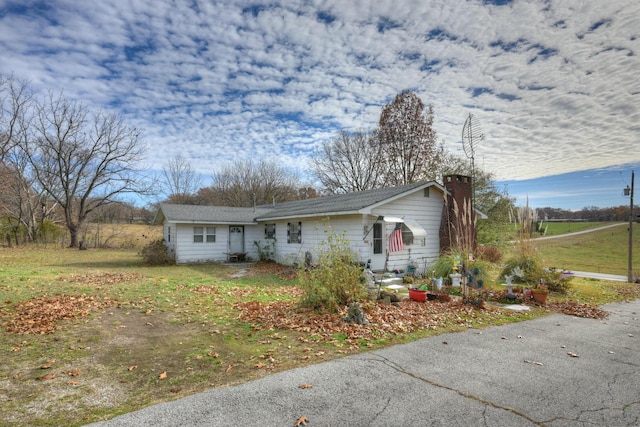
(87, 299, 640, 427)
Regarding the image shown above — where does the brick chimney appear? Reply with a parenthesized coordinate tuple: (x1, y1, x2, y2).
(439, 174, 477, 253)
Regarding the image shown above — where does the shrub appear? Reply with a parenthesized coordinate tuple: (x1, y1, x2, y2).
(298, 226, 367, 312)
(428, 249, 464, 280)
(476, 245, 503, 263)
(541, 268, 573, 293)
(500, 255, 544, 286)
(138, 239, 172, 265)
(253, 239, 276, 261)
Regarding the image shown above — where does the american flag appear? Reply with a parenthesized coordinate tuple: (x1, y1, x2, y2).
(388, 224, 404, 252)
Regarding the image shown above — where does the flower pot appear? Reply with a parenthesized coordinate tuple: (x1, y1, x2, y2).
(531, 289, 548, 304)
(409, 289, 427, 302)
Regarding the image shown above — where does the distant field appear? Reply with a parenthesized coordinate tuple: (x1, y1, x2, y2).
(534, 221, 610, 237)
(532, 223, 639, 276)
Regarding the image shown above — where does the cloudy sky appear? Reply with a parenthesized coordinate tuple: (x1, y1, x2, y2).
(1, 0, 639, 209)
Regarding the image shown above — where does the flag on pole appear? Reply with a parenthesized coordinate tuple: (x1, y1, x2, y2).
(388, 224, 404, 252)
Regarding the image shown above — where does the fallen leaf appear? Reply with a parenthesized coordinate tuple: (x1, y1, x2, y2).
(159, 371, 167, 379)
(442, 341, 448, 345)
(298, 384, 313, 389)
(169, 387, 182, 393)
(67, 380, 80, 385)
(567, 352, 579, 358)
(225, 364, 233, 373)
(501, 336, 507, 340)
(39, 373, 56, 380)
(65, 369, 81, 376)
(128, 365, 138, 371)
(295, 415, 308, 426)
(524, 360, 543, 366)
(255, 362, 265, 369)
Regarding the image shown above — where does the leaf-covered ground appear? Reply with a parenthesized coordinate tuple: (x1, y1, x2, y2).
(0, 262, 621, 427)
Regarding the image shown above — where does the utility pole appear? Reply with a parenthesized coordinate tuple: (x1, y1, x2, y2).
(627, 171, 635, 283)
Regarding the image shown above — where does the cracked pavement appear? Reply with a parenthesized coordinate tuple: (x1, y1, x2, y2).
(87, 300, 640, 427)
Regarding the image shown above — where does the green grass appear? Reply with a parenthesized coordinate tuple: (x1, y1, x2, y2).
(533, 221, 609, 236)
(531, 222, 639, 276)
(1, 230, 639, 426)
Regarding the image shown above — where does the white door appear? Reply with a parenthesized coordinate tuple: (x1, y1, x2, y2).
(229, 226, 244, 253)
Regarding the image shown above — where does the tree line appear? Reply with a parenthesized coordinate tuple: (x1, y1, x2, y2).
(538, 206, 637, 222)
(3, 75, 515, 247)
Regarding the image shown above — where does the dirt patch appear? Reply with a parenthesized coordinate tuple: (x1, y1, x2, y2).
(2, 308, 214, 426)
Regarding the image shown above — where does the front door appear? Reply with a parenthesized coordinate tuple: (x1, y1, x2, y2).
(229, 226, 244, 253)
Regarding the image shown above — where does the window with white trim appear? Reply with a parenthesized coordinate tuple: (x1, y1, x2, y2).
(193, 227, 204, 243)
(287, 222, 301, 244)
(206, 227, 216, 243)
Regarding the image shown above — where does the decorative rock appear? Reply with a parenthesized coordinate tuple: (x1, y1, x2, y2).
(343, 302, 368, 325)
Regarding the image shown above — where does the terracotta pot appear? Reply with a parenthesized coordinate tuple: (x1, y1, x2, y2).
(531, 289, 548, 304)
(409, 289, 427, 302)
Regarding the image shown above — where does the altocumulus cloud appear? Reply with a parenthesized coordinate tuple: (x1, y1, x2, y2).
(1, 0, 638, 182)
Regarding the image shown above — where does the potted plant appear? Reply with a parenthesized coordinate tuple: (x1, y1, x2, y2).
(501, 257, 547, 304)
(530, 283, 549, 304)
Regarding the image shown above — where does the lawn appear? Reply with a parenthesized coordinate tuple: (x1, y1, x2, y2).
(1, 227, 639, 426)
(532, 222, 639, 276)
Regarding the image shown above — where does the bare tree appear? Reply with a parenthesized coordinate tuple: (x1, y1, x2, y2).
(22, 92, 149, 247)
(378, 90, 438, 185)
(310, 129, 386, 194)
(161, 155, 203, 204)
(207, 159, 300, 207)
(0, 75, 54, 243)
(0, 75, 33, 159)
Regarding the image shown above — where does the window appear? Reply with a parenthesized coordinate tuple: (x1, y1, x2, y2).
(167, 226, 171, 243)
(373, 223, 382, 254)
(206, 227, 216, 243)
(193, 227, 203, 243)
(194, 227, 215, 243)
(265, 223, 276, 239)
(287, 222, 301, 244)
(401, 223, 414, 246)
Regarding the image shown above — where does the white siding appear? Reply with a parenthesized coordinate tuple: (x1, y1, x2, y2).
(163, 220, 176, 260)
(174, 224, 224, 263)
(172, 223, 261, 264)
(243, 225, 264, 260)
(163, 185, 445, 268)
(260, 216, 369, 267)
(370, 188, 444, 272)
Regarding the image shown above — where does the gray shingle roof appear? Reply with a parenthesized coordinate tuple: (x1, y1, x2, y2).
(156, 204, 271, 224)
(256, 181, 441, 220)
(156, 181, 444, 224)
